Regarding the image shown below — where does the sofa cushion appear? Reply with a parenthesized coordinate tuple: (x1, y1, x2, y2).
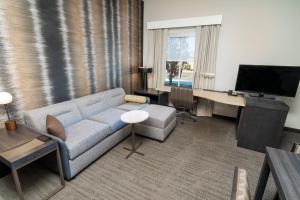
(24, 101, 83, 133)
(141, 105, 176, 129)
(89, 108, 126, 132)
(65, 120, 110, 160)
(74, 88, 126, 118)
(115, 103, 147, 111)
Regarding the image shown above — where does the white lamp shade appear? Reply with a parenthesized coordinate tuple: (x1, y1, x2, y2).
(0, 92, 13, 104)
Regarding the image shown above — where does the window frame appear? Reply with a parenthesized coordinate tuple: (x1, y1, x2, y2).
(164, 28, 196, 88)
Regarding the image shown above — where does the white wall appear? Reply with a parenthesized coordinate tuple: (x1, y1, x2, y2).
(144, 0, 300, 129)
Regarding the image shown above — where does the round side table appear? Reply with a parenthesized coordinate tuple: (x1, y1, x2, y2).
(121, 110, 149, 159)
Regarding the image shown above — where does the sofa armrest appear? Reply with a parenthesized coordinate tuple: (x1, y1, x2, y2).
(23, 125, 72, 180)
(24, 126, 66, 152)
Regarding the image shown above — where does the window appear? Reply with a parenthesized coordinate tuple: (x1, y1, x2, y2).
(165, 29, 195, 88)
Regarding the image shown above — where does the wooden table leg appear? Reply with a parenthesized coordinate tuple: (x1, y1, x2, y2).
(236, 106, 242, 136)
(44, 146, 65, 200)
(132, 126, 135, 151)
(56, 147, 65, 187)
(254, 157, 270, 200)
(12, 169, 24, 200)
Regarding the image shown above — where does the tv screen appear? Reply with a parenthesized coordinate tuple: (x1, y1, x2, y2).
(235, 65, 300, 97)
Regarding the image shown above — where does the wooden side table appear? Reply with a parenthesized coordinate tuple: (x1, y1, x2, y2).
(134, 88, 169, 106)
(254, 147, 300, 200)
(0, 125, 65, 200)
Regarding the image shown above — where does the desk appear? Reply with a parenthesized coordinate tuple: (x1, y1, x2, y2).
(157, 86, 245, 107)
(134, 88, 169, 106)
(254, 147, 300, 200)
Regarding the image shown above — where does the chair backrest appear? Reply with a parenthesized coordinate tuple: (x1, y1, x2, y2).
(230, 167, 251, 200)
(170, 86, 194, 110)
(291, 143, 300, 154)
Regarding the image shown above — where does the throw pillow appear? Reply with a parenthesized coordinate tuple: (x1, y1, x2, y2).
(46, 115, 66, 141)
(125, 94, 147, 103)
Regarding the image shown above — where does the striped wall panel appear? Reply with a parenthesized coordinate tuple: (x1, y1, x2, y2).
(0, 0, 142, 122)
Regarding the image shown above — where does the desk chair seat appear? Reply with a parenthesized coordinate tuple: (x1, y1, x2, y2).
(231, 167, 251, 200)
(170, 86, 197, 123)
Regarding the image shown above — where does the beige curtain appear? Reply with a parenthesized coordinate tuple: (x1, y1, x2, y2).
(144, 29, 168, 89)
(193, 25, 220, 89)
(193, 25, 221, 116)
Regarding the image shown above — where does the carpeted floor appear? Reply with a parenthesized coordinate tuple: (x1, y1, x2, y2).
(0, 117, 299, 200)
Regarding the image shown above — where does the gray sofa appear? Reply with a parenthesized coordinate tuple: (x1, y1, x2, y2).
(23, 88, 176, 180)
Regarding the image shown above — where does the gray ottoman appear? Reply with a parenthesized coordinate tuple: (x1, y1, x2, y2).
(134, 104, 176, 141)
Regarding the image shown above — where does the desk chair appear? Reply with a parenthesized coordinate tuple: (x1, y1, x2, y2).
(169, 86, 197, 123)
(230, 167, 251, 200)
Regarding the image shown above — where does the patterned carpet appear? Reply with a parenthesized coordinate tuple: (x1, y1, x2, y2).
(1, 117, 298, 200)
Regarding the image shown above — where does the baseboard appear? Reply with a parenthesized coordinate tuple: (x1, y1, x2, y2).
(284, 127, 300, 134)
(212, 114, 236, 121)
(212, 114, 300, 134)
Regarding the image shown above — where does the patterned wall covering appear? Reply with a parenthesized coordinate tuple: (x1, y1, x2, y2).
(0, 0, 142, 122)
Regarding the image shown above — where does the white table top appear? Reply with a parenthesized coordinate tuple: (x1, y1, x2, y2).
(120, 110, 149, 124)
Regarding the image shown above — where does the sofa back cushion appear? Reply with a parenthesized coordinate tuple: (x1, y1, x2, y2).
(74, 93, 108, 118)
(101, 88, 126, 108)
(74, 88, 126, 118)
(24, 101, 83, 132)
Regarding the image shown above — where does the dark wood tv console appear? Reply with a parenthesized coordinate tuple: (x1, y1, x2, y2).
(237, 94, 289, 152)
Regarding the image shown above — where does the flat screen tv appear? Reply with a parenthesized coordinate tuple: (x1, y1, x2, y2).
(235, 65, 300, 97)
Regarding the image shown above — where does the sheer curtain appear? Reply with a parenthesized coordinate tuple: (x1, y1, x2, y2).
(144, 29, 168, 89)
(193, 25, 220, 89)
(193, 25, 221, 116)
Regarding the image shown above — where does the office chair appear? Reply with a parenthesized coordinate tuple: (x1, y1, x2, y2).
(169, 86, 197, 123)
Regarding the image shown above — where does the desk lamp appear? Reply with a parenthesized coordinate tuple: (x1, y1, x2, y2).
(139, 67, 152, 90)
(0, 92, 17, 130)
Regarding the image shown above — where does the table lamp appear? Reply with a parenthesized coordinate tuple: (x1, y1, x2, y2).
(139, 67, 152, 90)
(0, 92, 17, 130)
